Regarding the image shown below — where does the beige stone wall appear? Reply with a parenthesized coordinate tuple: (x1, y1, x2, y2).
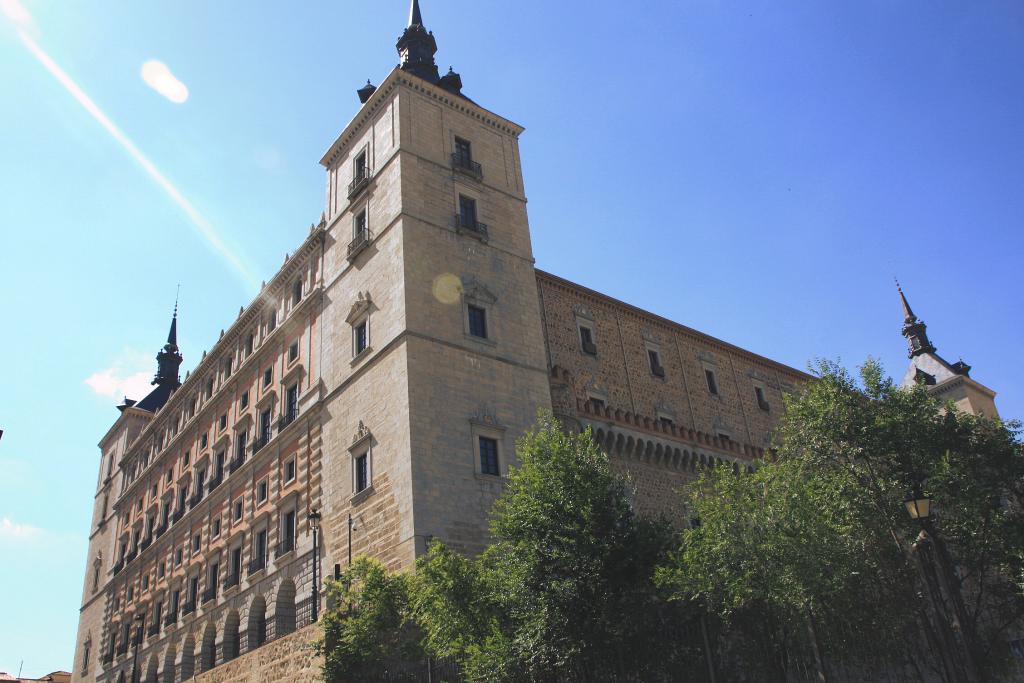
(191, 624, 321, 683)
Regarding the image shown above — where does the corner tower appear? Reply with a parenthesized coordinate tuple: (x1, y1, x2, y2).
(896, 282, 999, 418)
(317, 0, 551, 562)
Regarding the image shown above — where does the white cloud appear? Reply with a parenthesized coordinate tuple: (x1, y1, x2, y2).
(0, 0, 33, 28)
(141, 60, 189, 104)
(0, 517, 42, 541)
(84, 348, 154, 400)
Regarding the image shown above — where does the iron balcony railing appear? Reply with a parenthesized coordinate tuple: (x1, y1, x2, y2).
(207, 472, 223, 493)
(147, 621, 160, 638)
(101, 649, 114, 665)
(252, 429, 272, 455)
(223, 572, 240, 590)
(164, 608, 177, 627)
(347, 228, 371, 259)
(347, 167, 372, 199)
(154, 522, 168, 538)
(171, 507, 185, 524)
(124, 548, 137, 564)
(229, 453, 246, 473)
(116, 639, 129, 656)
(279, 405, 299, 431)
(274, 537, 295, 558)
(201, 586, 216, 604)
(183, 599, 196, 616)
(112, 559, 124, 576)
(188, 488, 204, 509)
(248, 555, 267, 576)
(450, 153, 482, 178)
(454, 213, 489, 239)
(139, 535, 152, 551)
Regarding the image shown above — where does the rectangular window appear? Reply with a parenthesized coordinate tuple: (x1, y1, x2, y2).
(355, 453, 369, 493)
(219, 413, 227, 431)
(580, 326, 597, 355)
(648, 350, 664, 377)
(235, 431, 248, 461)
(283, 510, 296, 547)
(354, 209, 368, 238)
(284, 458, 296, 484)
(240, 390, 249, 410)
(175, 548, 183, 567)
(479, 436, 500, 476)
(260, 408, 272, 443)
(233, 500, 243, 522)
(142, 574, 149, 590)
(268, 309, 277, 332)
(189, 576, 199, 604)
(285, 384, 299, 422)
(192, 534, 201, 554)
(467, 305, 487, 339)
(292, 278, 302, 306)
(459, 194, 477, 226)
(127, 585, 134, 602)
(354, 321, 368, 355)
(200, 433, 208, 449)
(171, 589, 180, 616)
(166, 469, 173, 484)
(454, 136, 472, 164)
(257, 480, 268, 505)
(231, 546, 242, 578)
(288, 341, 299, 363)
(206, 378, 215, 398)
(246, 333, 255, 356)
(157, 561, 165, 579)
(705, 369, 719, 395)
(212, 518, 221, 539)
(255, 529, 267, 564)
(589, 397, 605, 411)
(224, 357, 233, 377)
(755, 386, 770, 411)
(263, 367, 273, 388)
(183, 449, 191, 466)
(355, 150, 368, 179)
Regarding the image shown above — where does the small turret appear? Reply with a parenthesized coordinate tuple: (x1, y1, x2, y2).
(396, 0, 440, 84)
(135, 294, 183, 413)
(897, 280, 936, 358)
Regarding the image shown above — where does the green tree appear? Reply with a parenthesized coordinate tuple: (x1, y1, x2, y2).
(661, 359, 1024, 682)
(411, 412, 699, 682)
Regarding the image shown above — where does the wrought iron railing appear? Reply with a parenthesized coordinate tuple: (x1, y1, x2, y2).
(248, 555, 267, 575)
(147, 621, 160, 638)
(201, 586, 216, 604)
(454, 213, 489, 239)
(279, 406, 299, 431)
(154, 522, 168, 538)
(348, 168, 372, 199)
(183, 599, 196, 616)
(450, 153, 482, 178)
(188, 488, 204, 508)
(171, 507, 185, 524)
(207, 472, 223, 493)
(224, 572, 240, 590)
(275, 537, 295, 558)
(348, 229, 371, 259)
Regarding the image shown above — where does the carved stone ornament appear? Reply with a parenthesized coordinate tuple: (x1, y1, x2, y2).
(460, 276, 497, 304)
(470, 404, 502, 427)
(351, 420, 371, 448)
(698, 350, 717, 364)
(573, 304, 594, 321)
(346, 291, 373, 324)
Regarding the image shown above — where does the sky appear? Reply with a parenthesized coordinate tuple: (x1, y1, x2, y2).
(1, 0, 1022, 676)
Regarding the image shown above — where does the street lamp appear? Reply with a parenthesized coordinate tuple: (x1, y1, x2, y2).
(347, 513, 358, 567)
(130, 613, 143, 683)
(308, 508, 322, 623)
(904, 487, 933, 521)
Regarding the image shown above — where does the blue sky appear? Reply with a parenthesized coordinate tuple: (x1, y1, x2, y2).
(1, 0, 1022, 676)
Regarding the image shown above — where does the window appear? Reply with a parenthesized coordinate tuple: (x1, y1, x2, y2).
(231, 546, 242, 579)
(354, 453, 369, 494)
(292, 278, 302, 306)
(648, 349, 665, 377)
(288, 341, 299, 363)
(467, 305, 487, 339)
(127, 585, 134, 602)
(192, 533, 201, 554)
(206, 378, 215, 399)
(219, 413, 227, 431)
(235, 430, 248, 462)
(705, 369, 719, 395)
(479, 436, 500, 476)
(660, 417, 675, 430)
(175, 548, 183, 567)
(254, 529, 268, 567)
(282, 510, 296, 551)
(81, 641, 90, 673)
(580, 326, 597, 355)
(142, 574, 149, 590)
(268, 309, 277, 332)
(454, 136, 472, 165)
(354, 150, 368, 179)
(256, 480, 268, 505)
(755, 386, 770, 411)
(183, 449, 191, 466)
(284, 458, 296, 484)
(189, 576, 199, 605)
(458, 194, 477, 227)
(166, 469, 173, 483)
(263, 367, 273, 388)
(233, 500, 243, 522)
(354, 209, 368, 239)
(589, 397, 605, 411)
(285, 384, 298, 423)
(200, 432, 208, 449)
(259, 408, 272, 444)
(212, 518, 221, 539)
(246, 333, 255, 356)
(157, 561, 165, 579)
(225, 357, 233, 377)
(354, 320, 368, 356)
(240, 390, 249, 410)
(92, 563, 100, 592)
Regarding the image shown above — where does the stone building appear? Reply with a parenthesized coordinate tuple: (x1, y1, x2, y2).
(69, 3, 998, 682)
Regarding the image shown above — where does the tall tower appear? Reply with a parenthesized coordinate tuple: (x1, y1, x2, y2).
(317, 0, 551, 562)
(72, 306, 181, 683)
(896, 282, 999, 418)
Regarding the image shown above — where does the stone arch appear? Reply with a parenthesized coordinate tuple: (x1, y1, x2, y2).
(200, 621, 216, 672)
(145, 654, 159, 683)
(275, 578, 297, 636)
(247, 595, 267, 651)
(162, 644, 176, 683)
(223, 610, 240, 661)
(178, 634, 194, 682)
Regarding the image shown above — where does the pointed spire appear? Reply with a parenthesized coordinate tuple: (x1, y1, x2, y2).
(397, 0, 439, 83)
(895, 279, 935, 358)
(409, 0, 423, 27)
(167, 286, 179, 348)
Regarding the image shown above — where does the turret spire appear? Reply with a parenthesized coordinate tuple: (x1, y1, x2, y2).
(154, 293, 183, 388)
(895, 279, 936, 358)
(167, 285, 179, 347)
(409, 0, 423, 27)
(396, 0, 439, 83)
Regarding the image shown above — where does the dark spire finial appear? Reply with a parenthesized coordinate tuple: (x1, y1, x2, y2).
(895, 279, 935, 358)
(409, 0, 423, 27)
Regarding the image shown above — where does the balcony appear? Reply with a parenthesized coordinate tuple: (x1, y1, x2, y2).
(154, 522, 168, 538)
(124, 548, 137, 565)
(229, 453, 246, 474)
(116, 640, 129, 656)
(347, 229, 371, 261)
(274, 537, 295, 559)
(207, 473, 223, 493)
(252, 433, 271, 456)
(201, 587, 216, 605)
(183, 599, 196, 616)
(223, 572, 240, 591)
(278, 406, 299, 431)
(248, 556, 267, 576)
(347, 167, 372, 199)
(454, 214, 489, 241)
(171, 507, 185, 524)
(139, 535, 152, 551)
(450, 153, 482, 179)
(163, 609, 177, 627)
(101, 650, 114, 665)
(147, 622, 160, 638)
(188, 489, 204, 509)
(112, 559, 124, 576)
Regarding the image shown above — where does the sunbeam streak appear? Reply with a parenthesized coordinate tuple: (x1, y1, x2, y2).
(16, 29, 258, 290)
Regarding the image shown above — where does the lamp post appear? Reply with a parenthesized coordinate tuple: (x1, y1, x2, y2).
(308, 508, 321, 623)
(130, 613, 143, 683)
(905, 487, 984, 683)
(347, 513, 358, 567)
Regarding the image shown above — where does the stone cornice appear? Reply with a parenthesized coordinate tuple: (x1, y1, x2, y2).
(536, 269, 811, 381)
(320, 67, 525, 169)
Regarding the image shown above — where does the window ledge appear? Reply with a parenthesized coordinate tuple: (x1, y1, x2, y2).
(473, 472, 505, 483)
(350, 345, 373, 367)
(350, 485, 375, 506)
(464, 333, 497, 348)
